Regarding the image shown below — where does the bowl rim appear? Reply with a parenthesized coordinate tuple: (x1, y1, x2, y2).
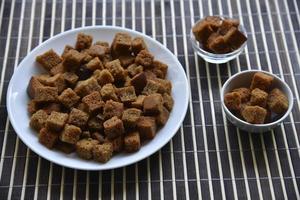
(221, 69, 294, 129)
(190, 15, 248, 57)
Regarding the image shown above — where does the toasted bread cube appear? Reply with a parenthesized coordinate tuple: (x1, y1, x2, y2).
(85, 57, 104, 71)
(34, 86, 58, 103)
(223, 27, 247, 50)
(46, 111, 68, 131)
(39, 127, 59, 149)
(58, 88, 80, 108)
(250, 72, 274, 91)
(62, 49, 85, 70)
(118, 86, 137, 103)
(62, 45, 74, 59)
(76, 33, 93, 50)
(74, 77, 101, 97)
(94, 41, 109, 47)
(124, 75, 132, 87)
(103, 100, 124, 119)
(50, 63, 65, 75)
(105, 59, 126, 81)
(60, 124, 82, 144)
(131, 95, 146, 109)
(75, 65, 94, 81)
(219, 18, 240, 35)
(137, 116, 156, 140)
(241, 105, 267, 124)
(155, 78, 172, 94)
(100, 83, 118, 101)
(82, 91, 104, 114)
(42, 103, 62, 114)
(207, 35, 230, 54)
(30, 110, 48, 131)
(267, 88, 289, 114)
(156, 106, 170, 126)
(76, 138, 99, 159)
(55, 141, 75, 154)
(204, 16, 222, 30)
(144, 70, 157, 80)
(224, 92, 241, 111)
(143, 93, 163, 115)
(38, 73, 66, 93)
(91, 132, 105, 143)
(108, 136, 124, 153)
(93, 69, 114, 86)
(93, 143, 113, 163)
(28, 100, 39, 115)
(27, 76, 44, 98)
(85, 45, 106, 58)
(250, 88, 268, 108)
(88, 115, 104, 131)
(135, 50, 154, 68)
(76, 102, 89, 113)
(232, 87, 251, 103)
(118, 54, 135, 67)
(151, 60, 168, 79)
(163, 93, 174, 111)
(127, 63, 143, 77)
(81, 131, 91, 138)
(124, 131, 141, 152)
(80, 51, 93, 63)
(192, 20, 214, 43)
(142, 80, 160, 95)
(122, 108, 142, 128)
(131, 37, 147, 55)
(68, 108, 89, 128)
(103, 116, 125, 139)
(111, 33, 132, 56)
(130, 72, 147, 94)
(63, 72, 79, 86)
(36, 49, 62, 71)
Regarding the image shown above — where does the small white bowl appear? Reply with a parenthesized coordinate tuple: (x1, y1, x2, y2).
(221, 70, 293, 133)
(190, 16, 247, 64)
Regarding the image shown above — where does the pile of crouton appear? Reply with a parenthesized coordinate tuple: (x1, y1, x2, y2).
(28, 32, 174, 163)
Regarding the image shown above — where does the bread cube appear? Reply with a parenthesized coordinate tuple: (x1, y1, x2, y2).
(103, 100, 124, 119)
(267, 88, 289, 114)
(109, 136, 124, 152)
(118, 86, 137, 103)
(94, 41, 109, 47)
(111, 33, 132, 56)
(60, 124, 82, 144)
(250, 88, 268, 108)
(127, 63, 143, 77)
(50, 63, 65, 75)
(144, 70, 157, 80)
(76, 102, 89, 113)
(131, 37, 147, 55)
(46, 111, 68, 131)
(143, 93, 163, 115)
(250, 72, 274, 91)
(123, 75, 131, 87)
(119, 54, 135, 67)
(62, 49, 85, 70)
(39, 127, 59, 149)
(204, 16, 222, 30)
(42, 103, 62, 115)
(131, 95, 146, 109)
(28, 100, 39, 115)
(224, 92, 241, 111)
(192, 20, 214, 43)
(81, 131, 91, 138)
(156, 106, 170, 126)
(27, 76, 44, 98)
(122, 108, 142, 128)
(58, 88, 80, 108)
(100, 83, 118, 101)
(223, 27, 247, 50)
(93, 143, 113, 163)
(85, 45, 106, 58)
(91, 132, 105, 143)
(105, 59, 126, 81)
(219, 18, 239, 35)
(207, 35, 230, 54)
(124, 131, 141, 152)
(81, 51, 93, 63)
(142, 80, 160, 95)
(135, 50, 154, 68)
(39, 73, 66, 93)
(61, 45, 74, 58)
(76, 138, 99, 159)
(103, 116, 125, 139)
(88, 114, 104, 131)
(68, 108, 89, 128)
(93, 69, 114, 86)
(232, 87, 251, 103)
(85, 57, 104, 71)
(82, 91, 104, 114)
(241, 105, 267, 124)
(55, 141, 75, 154)
(30, 110, 48, 131)
(151, 60, 168, 79)
(63, 72, 79, 86)
(74, 77, 101, 97)
(163, 93, 174, 111)
(75, 33, 93, 50)
(75, 65, 94, 81)
(34, 86, 58, 103)
(36, 49, 62, 71)
(130, 72, 147, 94)
(137, 116, 157, 140)
(155, 78, 172, 94)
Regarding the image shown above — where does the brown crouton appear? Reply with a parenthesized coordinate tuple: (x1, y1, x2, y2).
(27, 76, 44, 98)
(103, 100, 124, 119)
(93, 143, 113, 163)
(137, 116, 156, 140)
(219, 18, 240, 35)
(81, 131, 91, 138)
(75, 33, 93, 50)
(84, 45, 106, 58)
(81, 51, 93, 63)
(241, 105, 267, 124)
(105, 59, 126, 81)
(30, 110, 48, 131)
(62, 49, 85, 71)
(224, 92, 241, 111)
(232, 87, 251, 103)
(85, 57, 104, 71)
(124, 131, 141, 152)
(60, 124, 82, 144)
(127, 63, 144, 77)
(38, 73, 66, 93)
(135, 50, 154, 68)
(118, 86, 137, 103)
(93, 69, 114, 86)
(144, 70, 157, 80)
(82, 91, 104, 114)
(61, 45, 74, 58)
(55, 141, 75, 154)
(94, 41, 109, 47)
(223, 27, 247, 50)
(100, 83, 118, 101)
(131, 95, 146, 109)
(267, 88, 289, 114)
(75, 65, 93, 81)
(76, 138, 99, 159)
(58, 88, 80, 108)
(34, 86, 58, 103)
(122, 108, 142, 128)
(151, 60, 168, 79)
(155, 78, 172, 94)
(131, 37, 147, 55)
(63, 72, 79, 86)
(111, 33, 132, 56)
(46, 111, 68, 131)
(130, 72, 147, 94)
(142, 80, 160, 95)
(50, 63, 65, 76)
(91, 132, 105, 143)
(108, 136, 124, 153)
(156, 106, 170, 126)
(118, 54, 135, 67)
(250, 88, 268, 108)
(163, 93, 174, 111)
(250, 72, 274, 91)
(103, 116, 125, 139)
(36, 49, 62, 71)
(88, 115, 104, 131)
(74, 77, 101, 97)
(28, 100, 39, 115)
(143, 93, 163, 115)
(192, 20, 214, 43)
(68, 108, 89, 128)
(124, 75, 132, 87)
(42, 103, 62, 114)
(39, 127, 59, 149)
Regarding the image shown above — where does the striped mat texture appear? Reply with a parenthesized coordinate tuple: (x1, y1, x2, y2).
(1, 0, 300, 199)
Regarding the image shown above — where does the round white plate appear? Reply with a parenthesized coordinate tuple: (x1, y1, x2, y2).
(7, 26, 189, 170)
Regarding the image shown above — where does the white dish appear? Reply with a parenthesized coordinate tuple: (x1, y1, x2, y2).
(6, 26, 189, 170)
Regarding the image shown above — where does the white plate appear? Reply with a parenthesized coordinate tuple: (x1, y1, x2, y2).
(6, 26, 189, 170)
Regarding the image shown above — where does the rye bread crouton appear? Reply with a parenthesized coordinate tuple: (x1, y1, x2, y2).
(36, 49, 62, 71)
(151, 60, 168, 79)
(93, 69, 114, 86)
(103, 116, 125, 139)
(46, 111, 69, 131)
(124, 131, 141, 152)
(224, 92, 241, 111)
(131, 95, 146, 109)
(135, 50, 154, 68)
(103, 100, 124, 119)
(82, 91, 104, 114)
(62, 49, 85, 71)
(39, 127, 59, 149)
(142, 80, 160, 95)
(241, 105, 267, 124)
(143, 93, 163, 115)
(117, 86, 137, 103)
(127, 63, 144, 77)
(267, 88, 289, 114)
(60, 124, 82, 144)
(105, 59, 126, 81)
(75, 33, 93, 50)
(63, 72, 79, 86)
(85, 57, 104, 71)
(93, 143, 113, 163)
(163, 93, 174, 111)
(131, 37, 147, 55)
(76, 138, 99, 159)
(100, 83, 118, 101)
(122, 108, 142, 128)
(58, 88, 80, 108)
(130, 72, 147, 94)
(30, 110, 48, 131)
(156, 106, 170, 126)
(250, 88, 268, 108)
(50, 63, 65, 76)
(27, 76, 44, 98)
(34, 86, 58, 103)
(111, 33, 132, 56)
(137, 116, 156, 140)
(74, 77, 101, 97)
(250, 72, 274, 91)
(68, 108, 89, 128)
